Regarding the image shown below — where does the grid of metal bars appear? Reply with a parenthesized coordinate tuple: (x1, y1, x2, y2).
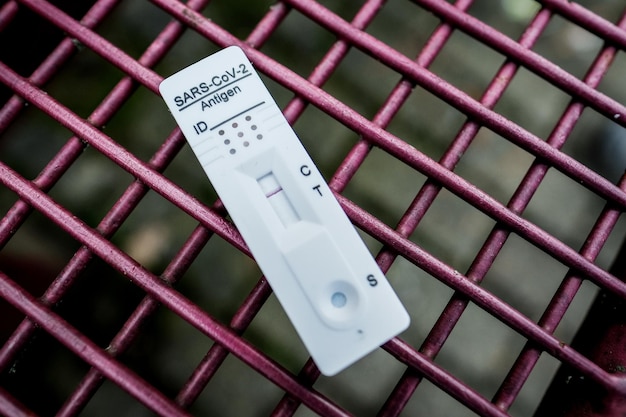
(0, 0, 625, 416)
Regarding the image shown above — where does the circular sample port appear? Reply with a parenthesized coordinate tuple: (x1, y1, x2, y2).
(320, 281, 362, 329)
(331, 292, 347, 308)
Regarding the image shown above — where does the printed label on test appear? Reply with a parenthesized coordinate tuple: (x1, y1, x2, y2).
(159, 46, 410, 376)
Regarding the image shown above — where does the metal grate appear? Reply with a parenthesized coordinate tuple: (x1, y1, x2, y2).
(0, 0, 625, 416)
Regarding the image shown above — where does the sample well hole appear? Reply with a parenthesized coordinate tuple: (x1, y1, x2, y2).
(331, 292, 347, 308)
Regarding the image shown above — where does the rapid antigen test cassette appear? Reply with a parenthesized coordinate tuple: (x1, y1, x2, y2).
(159, 46, 409, 375)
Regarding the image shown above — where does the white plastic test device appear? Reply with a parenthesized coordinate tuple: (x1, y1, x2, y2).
(159, 46, 409, 375)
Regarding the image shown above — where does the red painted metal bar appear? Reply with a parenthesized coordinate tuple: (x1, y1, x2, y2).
(268, 0, 423, 412)
(57, 223, 213, 416)
(150, 0, 626, 305)
(534, 240, 626, 417)
(273, 0, 476, 414)
(0, 63, 246, 250)
(274, 0, 626, 210)
(492, 13, 626, 408)
(1, 0, 625, 415)
(175, 276, 273, 408)
(2, 0, 620, 394)
(0, 1, 613, 362)
(146, 0, 626, 312)
(153, 0, 626, 232)
(0, 271, 193, 417)
(119, 13, 620, 406)
(0, 13, 336, 412)
(0, 0, 121, 133)
(8, 0, 160, 93)
(167, 1, 452, 413)
(384, 7, 626, 414)
(378, 6, 556, 415)
(2, 0, 272, 413)
(164, 3, 291, 410)
(538, 0, 626, 50)
(0, 0, 212, 376)
(51, 8, 289, 414)
(409, 0, 626, 123)
(11, 0, 626, 305)
(2, 53, 622, 400)
(494, 173, 626, 410)
(0, 386, 36, 417)
(14, 0, 626, 230)
(0, 159, 347, 416)
(2, 61, 611, 407)
(279, 0, 388, 126)
(329, 0, 472, 193)
(0, 2, 18, 32)
(336, 188, 625, 395)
